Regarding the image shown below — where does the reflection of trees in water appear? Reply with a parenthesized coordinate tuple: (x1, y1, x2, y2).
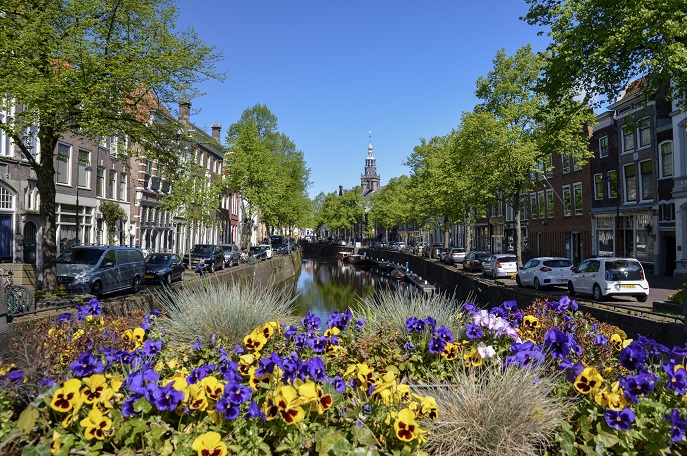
(293, 258, 415, 324)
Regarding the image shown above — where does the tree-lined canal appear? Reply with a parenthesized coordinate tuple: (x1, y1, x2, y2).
(292, 256, 417, 322)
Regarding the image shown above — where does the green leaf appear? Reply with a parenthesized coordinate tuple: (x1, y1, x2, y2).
(21, 440, 51, 456)
(351, 425, 377, 446)
(16, 407, 39, 434)
(318, 431, 351, 455)
(594, 422, 620, 449)
(133, 397, 152, 414)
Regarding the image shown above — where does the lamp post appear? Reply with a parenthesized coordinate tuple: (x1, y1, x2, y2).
(75, 162, 93, 245)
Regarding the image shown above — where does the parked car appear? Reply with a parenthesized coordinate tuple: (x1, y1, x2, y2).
(249, 244, 273, 261)
(439, 248, 450, 263)
(185, 244, 225, 272)
(221, 244, 241, 268)
(516, 257, 573, 290)
(482, 254, 518, 280)
(446, 247, 466, 266)
(568, 257, 649, 302)
(463, 251, 491, 272)
(56, 246, 144, 297)
(144, 253, 185, 285)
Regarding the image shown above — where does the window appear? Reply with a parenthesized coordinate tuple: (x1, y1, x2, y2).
(77, 150, 90, 187)
(562, 185, 572, 216)
(538, 190, 545, 219)
(594, 174, 604, 200)
(622, 126, 635, 152)
(638, 118, 651, 148)
(545, 154, 553, 178)
(145, 160, 153, 175)
(573, 182, 583, 215)
(0, 186, 13, 209)
(660, 141, 673, 178)
(520, 195, 528, 220)
(640, 160, 653, 201)
(599, 136, 609, 158)
(108, 170, 116, 199)
(608, 170, 618, 198)
(546, 189, 554, 218)
(624, 163, 637, 202)
(562, 155, 571, 174)
(659, 202, 675, 222)
(96, 167, 105, 197)
(119, 173, 127, 201)
(530, 193, 537, 219)
(56, 144, 70, 184)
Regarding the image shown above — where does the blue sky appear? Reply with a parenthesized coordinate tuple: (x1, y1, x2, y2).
(176, 1, 551, 199)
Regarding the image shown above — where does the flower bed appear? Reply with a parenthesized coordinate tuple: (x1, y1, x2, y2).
(0, 284, 685, 455)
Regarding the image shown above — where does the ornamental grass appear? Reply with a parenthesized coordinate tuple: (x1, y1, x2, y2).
(155, 278, 298, 349)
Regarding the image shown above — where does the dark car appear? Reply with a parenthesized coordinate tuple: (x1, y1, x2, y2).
(144, 253, 185, 285)
(249, 245, 269, 261)
(185, 244, 225, 272)
(463, 251, 491, 272)
(221, 244, 241, 268)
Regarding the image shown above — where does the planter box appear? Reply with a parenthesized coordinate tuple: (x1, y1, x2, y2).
(652, 301, 684, 315)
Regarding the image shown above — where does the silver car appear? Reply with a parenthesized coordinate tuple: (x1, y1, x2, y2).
(446, 248, 466, 266)
(482, 254, 518, 280)
(221, 244, 241, 267)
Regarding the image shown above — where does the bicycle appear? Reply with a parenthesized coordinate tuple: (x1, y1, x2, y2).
(0, 268, 34, 316)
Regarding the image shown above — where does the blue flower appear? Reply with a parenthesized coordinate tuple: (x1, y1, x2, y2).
(311, 337, 328, 353)
(87, 298, 102, 316)
(465, 323, 484, 339)
(355, 317, 366, 330)
(192, 338, 203, 351)
(55, 313, 72, 325)
(143, 339, 162, 358)
(301, 310, 321, 331)
(224, 382, 252, 405)
(331, 376, 346, 393)
(307, 357, 327, 381)
(435, 326, 453, 343)
(121, 393, 143, 417)
(76, 305, 89, 321)
(245, 400, 265, 421)
(149, 381, 185, 412)
(618, 341, 648, 371)
(403, 341, 415, 352)
(284, 325, 298, 339)
(594, 334, 608, 346)
(543, 328, 572, 359)
(620, 370, 657, 404)
(70, 353, 104, 377)
(215, 397, 240, 420)
(663, 364, 687, 394)
(405, 317, 424, 333)
(424, 316, 436, 331)
(604, 408, 635, 431)
(664, 409, 687, 443)
(427, 337, 446, 355)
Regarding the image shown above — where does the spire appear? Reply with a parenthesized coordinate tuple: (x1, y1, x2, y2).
(367, 131, 374, 157)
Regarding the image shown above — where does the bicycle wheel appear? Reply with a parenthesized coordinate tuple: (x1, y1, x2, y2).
(10, 285, 33, 313)
(5, 288, 22, 316)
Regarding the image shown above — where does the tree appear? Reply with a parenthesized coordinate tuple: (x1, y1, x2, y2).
(0, 0, 222, 290)
(99, 201, 126, 245)
(461, 46, 594, 265)
(318, 189, 366, 239)
(523, 0, 687, 109)
(369, 175, 413, 235)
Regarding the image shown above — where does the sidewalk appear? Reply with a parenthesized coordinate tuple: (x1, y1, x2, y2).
(647, 275, 685, 306)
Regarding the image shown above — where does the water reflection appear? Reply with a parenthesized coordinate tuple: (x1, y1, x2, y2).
(292, 256, 417, 324)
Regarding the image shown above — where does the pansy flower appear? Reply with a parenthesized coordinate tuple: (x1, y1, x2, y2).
(441, 342, 459, 360)
(79, 407, 112, 440)
(618, 341, 648, 371)
(604, 408, 635, 431)
(522, 315, 540, 330)
(244, 329, 267, 352)
(594, 381, 628, 411)
(463, 348, 483, 367)
(393, 408, 425, 442)
(274, 385, 305, 424)
(81, 374, 109, 405)
(192, 431, 227, 456)
(543, 328, 573, 359)
(465, 323, 484, 339)
(405, 317, 425, 333)
(574, 367, 604, 394)
(50, 378, 82, 412)
(665, 409, 687, 443)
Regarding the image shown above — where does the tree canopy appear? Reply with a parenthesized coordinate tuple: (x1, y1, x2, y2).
(524, 0, 687, 109)
(0, 0, 222, 290)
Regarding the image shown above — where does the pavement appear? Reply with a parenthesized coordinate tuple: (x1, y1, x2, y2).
(646, 275, 685, 306)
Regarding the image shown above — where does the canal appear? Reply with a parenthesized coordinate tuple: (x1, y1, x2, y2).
(292, 255, 417, 322)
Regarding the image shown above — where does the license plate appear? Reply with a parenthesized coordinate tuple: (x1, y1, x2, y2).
(57, 285, 66, 291)
(145, 275, 155, 279)
(508, 273, 516, 279)
(620, 284, 635, 289)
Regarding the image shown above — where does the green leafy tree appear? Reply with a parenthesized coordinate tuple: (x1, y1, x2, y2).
(369, 175, 413, 238)
(98, 201, 126, 245)
(319, 189, 366, 239)
(0, 0, 222, 290)
(523, 0, 687, 109)
(462, 46, 594, 265)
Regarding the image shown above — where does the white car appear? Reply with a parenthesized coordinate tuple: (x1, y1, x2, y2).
(482, 254, 518, 280)
(568, 257, 649, 302)
(516, 257, 573, 290)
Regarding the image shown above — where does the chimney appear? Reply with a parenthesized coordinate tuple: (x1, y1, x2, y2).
(339, 185, 343, 196)
(211, 122, 222, 141)
(179, 99, 191, 124)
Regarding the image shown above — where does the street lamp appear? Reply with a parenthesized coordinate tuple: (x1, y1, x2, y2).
(75, 162, 93, 245)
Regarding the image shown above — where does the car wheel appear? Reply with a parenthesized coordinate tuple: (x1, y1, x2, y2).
(91, 281, 103, 298)
(165, 274, 172, 286)
(209, 261, 216, 273)
(131, 277, 140, 293)
(516, 275, 522, 287)
(568, 282, 576, 297)
(534, 277, 541, 291)
(179, 270, 185, 282)
(492, 270, 497, 280)
(593, 284, 604, 301)
(636, 295, 648, 303)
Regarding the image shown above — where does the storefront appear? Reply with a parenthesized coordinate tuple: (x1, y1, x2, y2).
(592, 210, 655, 271)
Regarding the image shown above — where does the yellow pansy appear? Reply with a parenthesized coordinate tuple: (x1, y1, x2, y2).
(192, 431, 227, 456)
(393, 408, 426, 442)
(244, 328, 267, 351)
(200, 376, 224, 402)
(81, 374, 108, 405)
(463, 348, 483, 367)
(50, 378, 82, 413)
(274, 385, 305, 424)
(594, 381, 627, 411)
(133, 327, 145, 348)
(79, 408, 112, 440)
(574, 367, 605, 395)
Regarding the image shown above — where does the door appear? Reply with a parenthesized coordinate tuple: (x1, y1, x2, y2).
(23, 221, 37, 264)
(664, 236, 676, 276)
(0, 215, 11, 262)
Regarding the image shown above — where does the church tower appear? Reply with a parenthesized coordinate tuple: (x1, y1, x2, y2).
(361, 132, 380, 195)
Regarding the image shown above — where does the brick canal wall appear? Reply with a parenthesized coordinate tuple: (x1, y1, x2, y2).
(303, 243, 686, 347)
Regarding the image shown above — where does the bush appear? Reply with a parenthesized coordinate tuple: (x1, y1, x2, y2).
(667, 283, 687, 304)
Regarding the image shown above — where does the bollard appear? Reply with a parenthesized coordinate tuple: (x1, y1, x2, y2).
(0, 279, 6, 334)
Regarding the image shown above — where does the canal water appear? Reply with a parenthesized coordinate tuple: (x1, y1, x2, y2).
(291, 255, 417, 323)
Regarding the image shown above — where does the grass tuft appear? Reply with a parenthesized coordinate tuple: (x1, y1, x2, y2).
(155, 278, 298, 348)
(420, 362, 568, 456)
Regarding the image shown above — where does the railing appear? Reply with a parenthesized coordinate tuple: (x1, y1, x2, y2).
(0, 268, 34, 318)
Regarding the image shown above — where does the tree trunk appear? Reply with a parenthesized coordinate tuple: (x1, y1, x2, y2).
(37, 144, 58, 292)
(465, 212, 473, 254)
(514, 196, 523, 268)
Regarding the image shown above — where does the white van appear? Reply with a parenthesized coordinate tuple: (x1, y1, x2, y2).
(56, 246, 145, 298)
